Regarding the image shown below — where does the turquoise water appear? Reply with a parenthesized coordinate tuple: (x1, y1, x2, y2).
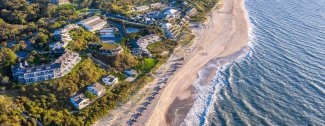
(185, 0, 325, 125)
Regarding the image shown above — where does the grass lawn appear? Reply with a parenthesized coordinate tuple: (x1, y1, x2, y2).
(58, 4, 78, 10)
(144, 58, 157, 70)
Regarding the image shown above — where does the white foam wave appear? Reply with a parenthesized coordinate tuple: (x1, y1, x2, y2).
(181, 47, 250, 126)
(182, 8, 257, 125)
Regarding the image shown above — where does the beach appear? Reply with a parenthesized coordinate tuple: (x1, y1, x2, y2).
(146, 0, 250, 125)
(93, 0, 250, 125)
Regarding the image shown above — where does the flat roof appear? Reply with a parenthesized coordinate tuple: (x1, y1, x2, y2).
(101, 43, 119, 50)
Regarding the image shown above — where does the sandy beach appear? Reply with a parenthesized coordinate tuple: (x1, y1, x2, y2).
(146, 0, 250, 125)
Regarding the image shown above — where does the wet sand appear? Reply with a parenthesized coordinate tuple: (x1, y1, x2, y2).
(146, 0, 250, 125)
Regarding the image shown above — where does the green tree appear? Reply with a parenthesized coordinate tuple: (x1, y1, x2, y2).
(85, 91, 97, 100)
(0, 48, 17, 67)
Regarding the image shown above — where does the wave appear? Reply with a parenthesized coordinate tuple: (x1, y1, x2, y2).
(182, 10, 256, 125)
(181, 46, 252, 126)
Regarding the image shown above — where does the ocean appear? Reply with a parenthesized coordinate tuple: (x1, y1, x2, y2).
(185, 0, 325, 125)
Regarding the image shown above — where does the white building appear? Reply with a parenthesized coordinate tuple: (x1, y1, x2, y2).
(98, 27, 116, 38)
(87, 83, 106, 96)
(150, 2, 164, 9)
(12, 50, 81, 83)
(186, 8, 198, 17)
(51, 0, 70, 5)
(134, 5, 150, 12)
(52, 24, 77, 49)
(70, 93, 90, 110)
(49, 41, 68, 49)
(162, 23, 181, 39)
(78, 16, 107, 32)
(102, 75, 118, 85)
(78, 16, 101, 25)
(164, 9, 181, 19)
(54, 50, 82, 76)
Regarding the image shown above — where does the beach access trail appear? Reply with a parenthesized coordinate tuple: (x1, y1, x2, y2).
(146, 0, 250, 125)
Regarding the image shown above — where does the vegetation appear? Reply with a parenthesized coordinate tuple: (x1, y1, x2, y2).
(26, 51, 52, 65)
(9, 58, 106, 125)
(147, 39, 177, 58)
(0, 0, 220, 125)
(0, 0, 82, 41)
(93, 52, 139, 72)
(85, 90, 97, 100)
(0, 47, 17, 67)
(68, 28, 100, 52)
(142, 58, 157, 72)
(0, 96, 35, 125)
(187, 0, 220, 22)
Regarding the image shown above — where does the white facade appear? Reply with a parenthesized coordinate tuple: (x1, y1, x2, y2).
(54, 50, 82, 76)
(164, 9, 181, 19)
(87, 83, 106, 96)
(51, 0, 70, 5)
(186, 8, 198, 17)
(70, 93, 90, 110)
(50, 41, 68, 49)
(99, 28, 115, 38)
(102, 75, 118, 85)
(12, 50, 81, 83)
(150, 3, 164, 9)
(134, 5, 150, 12)
(162, 23, 181, 39)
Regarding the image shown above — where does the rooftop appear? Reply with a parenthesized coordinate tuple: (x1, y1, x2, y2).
(135, 5, 150, 11)
(100, 43, 119, 50)
(88, 83, 105, 92)
(103, 75, 117, 82)
(79, 16, 101, 24)
(70, 93, 89, 104)
(86, 19, 107, 28)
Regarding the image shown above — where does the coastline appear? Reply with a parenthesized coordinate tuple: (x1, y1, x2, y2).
(146, 0, 251, 125)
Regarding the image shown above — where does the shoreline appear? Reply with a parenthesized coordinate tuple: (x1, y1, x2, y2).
(146, 0, 251, 125)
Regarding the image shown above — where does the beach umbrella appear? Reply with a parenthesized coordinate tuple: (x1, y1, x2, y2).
(131, 114, 141, 122)
(142, 102, 150, 107)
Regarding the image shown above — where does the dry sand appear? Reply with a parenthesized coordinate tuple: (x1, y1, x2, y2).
(146, 0, 250, 125)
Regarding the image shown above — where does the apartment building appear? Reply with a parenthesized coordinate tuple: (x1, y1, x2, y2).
(162, 23, 182, 39)
(12, 50, 81, 83)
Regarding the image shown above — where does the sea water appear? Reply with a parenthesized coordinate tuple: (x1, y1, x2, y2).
(184, 0, 325, 125)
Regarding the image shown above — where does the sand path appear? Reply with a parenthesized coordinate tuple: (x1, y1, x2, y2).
(146, 0, 250, 125)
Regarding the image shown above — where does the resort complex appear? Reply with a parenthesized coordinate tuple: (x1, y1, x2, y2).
(0, 0, 217, 125)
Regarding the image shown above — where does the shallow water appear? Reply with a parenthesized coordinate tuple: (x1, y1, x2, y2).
(186, 0, 325, 125)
